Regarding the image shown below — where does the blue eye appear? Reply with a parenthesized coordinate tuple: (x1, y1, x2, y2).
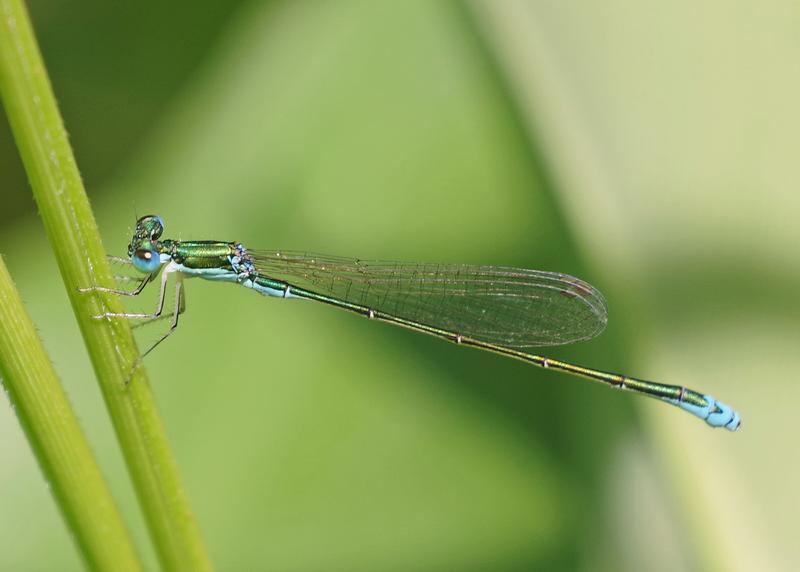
(132, 249, 161, 273)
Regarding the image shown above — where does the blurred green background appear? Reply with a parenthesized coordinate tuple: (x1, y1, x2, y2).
(1, 1, 797, 570)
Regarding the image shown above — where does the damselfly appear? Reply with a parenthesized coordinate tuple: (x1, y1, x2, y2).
(83, 215, 740, 431)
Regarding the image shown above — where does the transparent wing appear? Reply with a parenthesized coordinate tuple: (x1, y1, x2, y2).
(249, 251, 608, 348)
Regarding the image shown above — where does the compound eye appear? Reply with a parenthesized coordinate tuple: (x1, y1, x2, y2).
(131, 248, 161, 273)
(136, 214, 164, 240)
(148, 215, 164, 239)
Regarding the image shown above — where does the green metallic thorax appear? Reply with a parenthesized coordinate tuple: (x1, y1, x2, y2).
(159, 240, 238, 271)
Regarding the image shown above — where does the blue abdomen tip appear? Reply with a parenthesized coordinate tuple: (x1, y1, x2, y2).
(706, 395, 741, 431)
(678, 394, 740, 431)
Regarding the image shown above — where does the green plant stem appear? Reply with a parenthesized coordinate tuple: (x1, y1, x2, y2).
(0, 1, 213, 570)
(0, 257, 143, 572)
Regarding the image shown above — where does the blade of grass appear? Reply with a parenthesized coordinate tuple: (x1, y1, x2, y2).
(0, 256, 143, 572)
(0, 1, 213, 570)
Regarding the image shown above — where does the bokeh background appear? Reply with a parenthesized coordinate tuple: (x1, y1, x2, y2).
(1, 1, 798, 570)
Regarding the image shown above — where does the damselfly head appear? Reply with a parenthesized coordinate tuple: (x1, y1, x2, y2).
(128, 215, 165, 273)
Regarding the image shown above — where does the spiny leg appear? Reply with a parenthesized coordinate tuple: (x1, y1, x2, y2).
(107, 255, 132, 265)
(77, 255, 154, 296)
(124, 276, 186, 384)
(93, 267, 170, 320)
(106, 256, 150, 289)
(79, 274, 153, 297)
(142, 277, 185, 358)
(130, 311, 173, 330)
(129, 300, 182, 330)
